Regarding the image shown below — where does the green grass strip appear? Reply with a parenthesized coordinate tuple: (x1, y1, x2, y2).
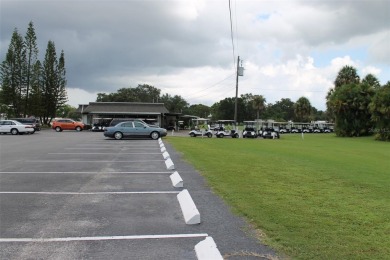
(166, 134, 390, 259)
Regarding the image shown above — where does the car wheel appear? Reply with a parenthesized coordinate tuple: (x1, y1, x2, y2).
(207, 133, 212, 138)
(219, 134, 224, 138)
(190, 132, 196, 137)
(75, 126, 82, 131)
(114, 132, 123, 140)
(150, 131, 160, 140)
(55, 126, 62, 132)
(11, 128, 19, 135)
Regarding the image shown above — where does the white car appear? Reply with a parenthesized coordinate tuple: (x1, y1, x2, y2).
(0, 120, 35, 135)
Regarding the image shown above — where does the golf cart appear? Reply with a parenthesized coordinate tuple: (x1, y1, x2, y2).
(189, 118, 213, 138)
(261, 127, 280, 139)
(91, 118, 112, 132)
(242, 121, 257, 138)
(215, 120, 239, 138)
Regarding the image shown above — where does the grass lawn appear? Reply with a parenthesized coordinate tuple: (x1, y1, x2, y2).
(166, 134, 390, 260)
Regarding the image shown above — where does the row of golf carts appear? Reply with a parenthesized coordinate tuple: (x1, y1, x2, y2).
(189, 119, 280, 139)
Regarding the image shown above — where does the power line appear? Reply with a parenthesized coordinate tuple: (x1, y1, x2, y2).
(183, 73, 236, 101)
(228, 0, 235, 67)
(247, 88, 328, 93)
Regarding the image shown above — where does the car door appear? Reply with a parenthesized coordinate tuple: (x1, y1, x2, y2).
(0, 121, 12, 133)
(0, 121, 5, 133)
(120, 122, 135, 137)
(63, 119, 73, 130)
(133, 121, 148, 137)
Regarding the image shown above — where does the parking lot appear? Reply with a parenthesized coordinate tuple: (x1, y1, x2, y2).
(0, 130, 275, 259)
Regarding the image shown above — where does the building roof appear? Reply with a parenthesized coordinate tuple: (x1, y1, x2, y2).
(81, 102, 169, 114)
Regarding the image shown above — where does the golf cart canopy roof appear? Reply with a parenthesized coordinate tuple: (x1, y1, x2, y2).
(192, 118, 209, 121)
(217, 120, 235, 123)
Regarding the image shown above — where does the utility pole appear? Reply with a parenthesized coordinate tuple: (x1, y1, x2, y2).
(234, 56, 240, 124)
(234, 56, 244, 124)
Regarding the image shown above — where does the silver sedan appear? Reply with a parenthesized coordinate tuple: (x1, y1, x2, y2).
(104, 120, 167, 140)
(0, 120, 35, 135)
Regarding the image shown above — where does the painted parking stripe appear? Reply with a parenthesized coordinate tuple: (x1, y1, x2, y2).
(24, 160, 164, 163)
(0, 171, 172, 174)
(0, 233, 209, 243)
(0, 191, 180, 195)
(64, 147, 159, 150)
(48, 153, 163, 155)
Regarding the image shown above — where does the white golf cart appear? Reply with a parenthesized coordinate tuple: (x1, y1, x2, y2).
(215, 120, 239, 138)
(91, 118, 112, 132)
(242, 121, 257, 138)
(189, 118, 213, 138)
(261, 127, 280, 139)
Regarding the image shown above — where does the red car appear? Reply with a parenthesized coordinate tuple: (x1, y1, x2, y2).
(52, 119, 85, 132)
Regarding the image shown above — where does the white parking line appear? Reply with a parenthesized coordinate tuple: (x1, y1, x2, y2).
(64, 147, 159, 150)
(24, 160, 164, 163)
(0, 171, 172, 174)
(0, 233, 209, 242)
(0, 191, 180, 195)
(74, 144, 159, 147)
(49, 153, 163, 155)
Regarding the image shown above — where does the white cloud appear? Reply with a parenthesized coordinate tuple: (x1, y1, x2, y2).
(1, 0, 389, 113)
(66, 88, 97, 108)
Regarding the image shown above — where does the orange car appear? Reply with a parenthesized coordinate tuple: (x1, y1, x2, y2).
(52, 119, 85, 132)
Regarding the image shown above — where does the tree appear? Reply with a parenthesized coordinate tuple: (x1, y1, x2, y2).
(334, 65, 360, 89)
(96, 84, 161, 103)
(184, 104, 210, 118)
(56, 104, 78, 119)
(29, 60, 44, 120)
(328, 82, 375, 137)
(133, 84, 161, 102)
(252, 95, 266, 119)
(23, 21, 38, 116)
(0, 29, 25, 117)
(369, 81, 390, 141)
(159, 93, 188, 113)
(362, 74, 380, 89)
(41, 41, 67, 125)
(294, 97, 312, 122)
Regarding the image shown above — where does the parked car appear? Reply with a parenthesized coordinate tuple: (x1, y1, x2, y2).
(104, 119, 167, 140)
(51, 119, 85, 132)
(11, 118, 41, 132)
(0, 120, 35, 135)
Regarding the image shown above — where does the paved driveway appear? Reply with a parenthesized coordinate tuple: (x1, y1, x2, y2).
(0, 130, 276, 259)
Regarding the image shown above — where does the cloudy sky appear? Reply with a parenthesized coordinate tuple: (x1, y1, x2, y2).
(1, 0, 389, 111)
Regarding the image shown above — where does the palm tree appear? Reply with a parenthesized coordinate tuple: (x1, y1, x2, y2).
(294, 97, 312, 122)
(334, 65, 360, 88)
(252, 95, 266, 119)
(362, 74, 380, 88)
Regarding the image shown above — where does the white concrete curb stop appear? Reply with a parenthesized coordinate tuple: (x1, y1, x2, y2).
(195, 236, 223, 260)
(161, 146, 167, 153)
(162, 151, 170, 160)
(177, 189, 200, 224)
(158, 138, 162, 142)
(170, 171, 183, 188)
(165, 158, 175, 170)
(159, 143, 165, 148)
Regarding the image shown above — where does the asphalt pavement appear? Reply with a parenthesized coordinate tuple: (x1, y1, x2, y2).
(0, 129, 277, 259)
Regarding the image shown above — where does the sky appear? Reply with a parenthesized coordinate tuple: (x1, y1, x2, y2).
(1, 0, 389, 111)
